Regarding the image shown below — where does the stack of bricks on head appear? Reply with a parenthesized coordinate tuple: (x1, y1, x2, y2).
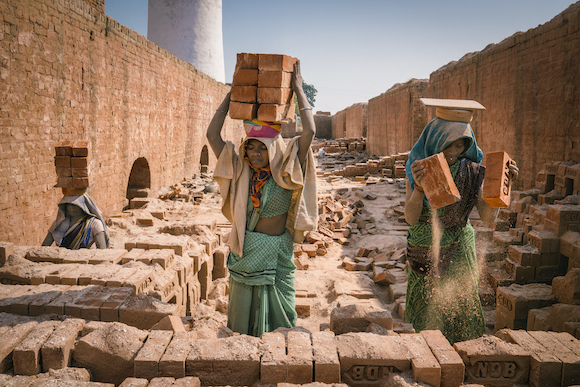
(54, 140, 92, 196)
(417, 150, 513, 210)
(229, 53, 297, 123)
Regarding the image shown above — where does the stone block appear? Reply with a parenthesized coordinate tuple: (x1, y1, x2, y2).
(311, 331, 340, 383)
(186, 335, 261, 386)
(453, 335, 530, 386)
(232, 68, 258, 86)
(13, 320, 60, 375)
(482, 151, 512, 208)
(134, 330, 174, 379)
(0, 321, 38, 373)
(159, 331, 195, 378)
(41, 318, 84, 371)
(420, 330, 464, 387)
(335, 333, 411, 386)
(416, 153, 460, 209)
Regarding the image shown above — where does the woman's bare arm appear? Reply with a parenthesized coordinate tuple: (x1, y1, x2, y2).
(404, 161, 427, 225)
(206, 92, 231, 158)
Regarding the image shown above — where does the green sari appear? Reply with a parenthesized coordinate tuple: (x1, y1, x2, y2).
(405, 160, 485, 344)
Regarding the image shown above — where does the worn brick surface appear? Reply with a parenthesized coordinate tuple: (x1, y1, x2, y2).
(311, 331, 340, 383)
(416, 153, 460, 209)
(134, 330, 174, 379)
(397, 334, 441, 387)
(41, 318, 84, 371)
(13, 320, 61, 375)
(335, 332, 411, 386)
(496, 329, 562, 387)
(186, 336, 261, 386)
(0, 0, 242, 246)
(454, 335, 530, 386)
(528, 330, 580, 386)
(0, 321, 38, 373)
(420, 330, 464, 387)
(159, 331, 195, 379)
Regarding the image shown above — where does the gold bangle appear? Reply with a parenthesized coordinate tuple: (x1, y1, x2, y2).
(299, 106, 312, 111)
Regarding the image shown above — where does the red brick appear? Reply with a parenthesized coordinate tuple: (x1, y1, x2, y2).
(236, 53, 259, 69)
(482, 151, 512, 208)
(311, 331, 340, 383)
(258, 70, 292, 88)
(54, 156, 71, 168)
(70, 157, 90, 169)
(258, 54, 297, 72)
(527, 330, 580, 386)
(55, 141, 73, 156)
(257, 87, 292, 104)
(228, 101, 257, 120)
(0, 321, 39, 373)
(232, 68, 258, 86)
(420, 330, 464, 387)
(41, 318, 84, 371)
(230, 86, 257, 103)
(416, 153, 460, 209)
(13, 320, 60, 376)
(71, 140, 91, 157)
(257, 103, 294, 123)
(159, 332, 195, 378)
(134, 330, 174, 379)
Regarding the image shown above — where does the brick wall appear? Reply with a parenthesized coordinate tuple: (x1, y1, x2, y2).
(314, 113, 332, 139)
(344, 103, 367, 138)
(367, 79, 428, 156)
(0, 0, 243, 245)
(428, 3, 580, 189)
(83, 0, 104, 14)
(331, 110, 346, 139)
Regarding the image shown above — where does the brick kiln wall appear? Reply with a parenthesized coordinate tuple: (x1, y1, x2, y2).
(0, 0, 243, 245)
(367, 79, 428, 156)
(331, 109, 346, 139)
(313, 113, 332, 139)
(428, 3, 580, 189)
(82, 0, 103, 14)
(344, 102, 367, 138)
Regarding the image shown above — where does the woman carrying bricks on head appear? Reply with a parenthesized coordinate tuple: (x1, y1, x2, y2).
(206, 60, 318, 336)
(403, 99, 518, 344)
(42, 193, 109, 249)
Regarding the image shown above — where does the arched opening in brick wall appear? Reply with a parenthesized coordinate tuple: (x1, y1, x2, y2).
(127, 157, 151, 200)
(200, 145, 209, 173)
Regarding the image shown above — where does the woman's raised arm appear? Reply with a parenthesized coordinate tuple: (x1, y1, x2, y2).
(206, 91, 231, 158)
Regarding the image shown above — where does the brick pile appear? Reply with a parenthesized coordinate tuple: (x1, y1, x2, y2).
(229, 53, 297, 122)
(54, 140, 92, 194)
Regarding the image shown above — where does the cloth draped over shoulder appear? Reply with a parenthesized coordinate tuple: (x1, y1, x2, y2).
(213, 135, 318, 257)
(48, 193, 110, 249)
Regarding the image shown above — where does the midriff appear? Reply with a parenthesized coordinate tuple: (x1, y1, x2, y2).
(253, 212, 288, 236)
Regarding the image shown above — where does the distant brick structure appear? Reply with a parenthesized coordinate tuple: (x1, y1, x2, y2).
(331, 110, 346, 139)
(367, 79, 428, 156)
(344, 103, 368, 138)
(314, 113, 332, 139)
(0, 0, 243, 245)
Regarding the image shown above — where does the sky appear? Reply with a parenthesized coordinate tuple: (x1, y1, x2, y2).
(106, 0, 575, 115)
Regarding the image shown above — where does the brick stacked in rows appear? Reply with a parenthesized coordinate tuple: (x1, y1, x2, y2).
(54, 140, 92, 193)
(229, 53, 297, 122)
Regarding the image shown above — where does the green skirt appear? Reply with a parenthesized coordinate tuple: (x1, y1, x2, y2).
(227, 229, 297, 336)
(405, 221, 485, 344)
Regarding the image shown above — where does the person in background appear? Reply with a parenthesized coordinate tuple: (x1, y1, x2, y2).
(404, 98, 518, 344)
(206, 60, 318, 336)
(42, 193, 109, 249)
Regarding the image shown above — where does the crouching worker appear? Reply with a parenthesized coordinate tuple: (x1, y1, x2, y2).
(42, 193, 109, 249)
(207, 61, 318, 336)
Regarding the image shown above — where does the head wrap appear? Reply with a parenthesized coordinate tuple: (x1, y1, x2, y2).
(243, 120, 281, 138)
(48, 193, 110, 248)
(405, 117, 483, 189)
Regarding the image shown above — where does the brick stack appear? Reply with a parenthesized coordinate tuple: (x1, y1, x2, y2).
(482, 151, 512, 208)
(54, 140, 92, 195)
(229, 53, 296, 123)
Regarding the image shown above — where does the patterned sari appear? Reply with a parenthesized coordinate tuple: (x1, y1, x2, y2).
(405, 159, 486, 344)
